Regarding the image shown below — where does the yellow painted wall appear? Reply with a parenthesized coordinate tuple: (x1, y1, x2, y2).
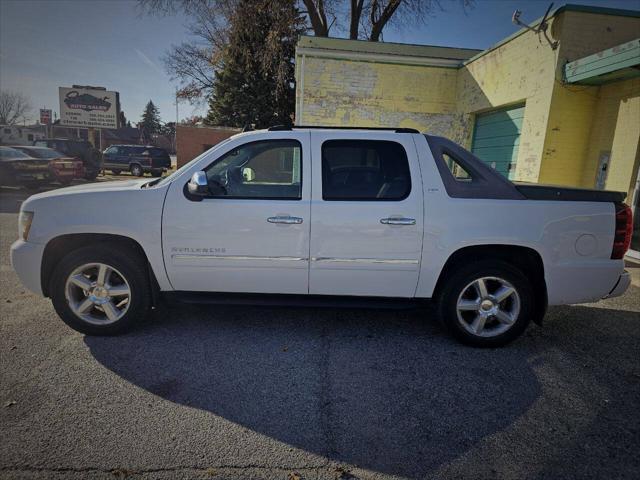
(297, 56, 464, 140)
(537, 11, 640, 187)
(295, 9, 640, 187)
(580, 78, 640, 196)
(456, 19, 560, 182)
(551, 11, 640, 62)
(537, 85, 600, 187)
(606, 86, 640, 196)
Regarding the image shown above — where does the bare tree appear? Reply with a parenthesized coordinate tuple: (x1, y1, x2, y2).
(137, 0, 473, 100)
(138, 0, 236, 100)
(302, 0, 474, 40)
(0, 90, 32, 125)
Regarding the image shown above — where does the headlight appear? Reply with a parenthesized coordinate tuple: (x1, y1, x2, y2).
(18, 211, 34, 241)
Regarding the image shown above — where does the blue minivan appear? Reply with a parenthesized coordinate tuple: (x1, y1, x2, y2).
(103, 145, 171, 177)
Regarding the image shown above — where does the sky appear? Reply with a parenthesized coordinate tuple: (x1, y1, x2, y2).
(1, 0, 639, 125)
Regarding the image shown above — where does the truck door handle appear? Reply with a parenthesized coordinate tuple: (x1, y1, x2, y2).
(267, 215, 303, 225)
(380, 217, 416, 225)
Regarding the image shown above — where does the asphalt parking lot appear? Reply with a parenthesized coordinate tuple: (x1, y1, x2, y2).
(1, 180, 639, 480)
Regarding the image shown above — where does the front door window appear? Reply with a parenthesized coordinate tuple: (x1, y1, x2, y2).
(205, 140, 302, 199)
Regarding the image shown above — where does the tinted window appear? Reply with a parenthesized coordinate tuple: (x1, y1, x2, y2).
(54, 142, 69, 154)
(0, 147, 29, 159)
(21, 148, 60, 159)
(150, 148, 168, 157)
(443, 152, 472, 181)
(204, 140, 301, 199)
(104, 146, 117, 155)
(322, 140, 411, 201)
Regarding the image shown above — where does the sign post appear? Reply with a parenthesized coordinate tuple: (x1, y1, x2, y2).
(40, 108, 52, 137)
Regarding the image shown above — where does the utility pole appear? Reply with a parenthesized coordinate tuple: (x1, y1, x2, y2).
(175, 89, 179, 154)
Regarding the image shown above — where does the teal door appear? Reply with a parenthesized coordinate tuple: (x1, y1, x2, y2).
(471, 104, 525, 179)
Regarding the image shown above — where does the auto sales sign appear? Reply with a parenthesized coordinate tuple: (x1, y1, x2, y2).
(59, 86, 119, 129)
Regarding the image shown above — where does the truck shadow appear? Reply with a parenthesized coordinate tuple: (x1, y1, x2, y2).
(84, 304, 552, 478)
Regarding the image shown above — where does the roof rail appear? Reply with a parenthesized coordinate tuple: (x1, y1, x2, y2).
(267, 125, 420, 134)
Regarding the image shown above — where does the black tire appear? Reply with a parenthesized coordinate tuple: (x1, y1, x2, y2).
(84, 170, 99, 181)
(49, 244, 151, 335)
(436, 259, 535, 347)
(150, 169, 163, 177)
(130, 164, 144, 177)
(111, 169, 121, 175)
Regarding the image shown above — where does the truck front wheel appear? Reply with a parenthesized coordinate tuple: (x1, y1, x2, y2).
(436, 259, 534, 347)
(49, 244, 151, 335)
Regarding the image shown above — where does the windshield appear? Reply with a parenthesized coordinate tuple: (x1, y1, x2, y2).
(0, 147, 31, 160)
(154, 137, 235, 187)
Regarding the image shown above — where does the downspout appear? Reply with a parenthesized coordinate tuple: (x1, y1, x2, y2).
(297, 54, 305, 125)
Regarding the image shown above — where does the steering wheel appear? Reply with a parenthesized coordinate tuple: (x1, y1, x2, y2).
(219, 169, 229, 187)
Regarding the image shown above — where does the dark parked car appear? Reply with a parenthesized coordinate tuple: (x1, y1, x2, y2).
(12, 146, 85, 185)
(102, 145, 171, 177)
(0, 146, 50, 188)
(34, 139, 102, 180)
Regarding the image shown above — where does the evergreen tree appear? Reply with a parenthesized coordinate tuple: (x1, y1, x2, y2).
(206, 0, 304, 128)
(140, 100, 162, 142)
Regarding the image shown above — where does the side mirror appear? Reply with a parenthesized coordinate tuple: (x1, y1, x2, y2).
(188, 171, 209, 196)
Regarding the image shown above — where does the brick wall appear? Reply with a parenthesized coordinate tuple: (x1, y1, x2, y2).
(176, 125, 240, 168)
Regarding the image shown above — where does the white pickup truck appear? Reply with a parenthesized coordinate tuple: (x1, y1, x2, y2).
(11, 127, 633, 346)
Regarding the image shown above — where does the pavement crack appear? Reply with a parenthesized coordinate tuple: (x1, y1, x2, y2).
(319, 316, 337, 461)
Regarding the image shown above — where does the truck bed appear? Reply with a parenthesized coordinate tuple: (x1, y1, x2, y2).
(514, 183, 626, 203)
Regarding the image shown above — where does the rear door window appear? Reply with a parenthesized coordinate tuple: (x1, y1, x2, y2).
(321, 140, 411, 201)
(150, 148, 168, 157)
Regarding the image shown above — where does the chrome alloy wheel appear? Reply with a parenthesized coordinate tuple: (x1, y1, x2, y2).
(456, 276, 521, 337)
(64, 263, 131, 325)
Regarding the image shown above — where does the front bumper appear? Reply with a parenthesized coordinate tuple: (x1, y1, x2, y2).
(604, 271, 631, 299)
(10, 239, 45, 296)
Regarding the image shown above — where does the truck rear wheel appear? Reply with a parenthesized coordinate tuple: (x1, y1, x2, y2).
(436, 259, 534, 347)
(49, 244, 151, 335)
